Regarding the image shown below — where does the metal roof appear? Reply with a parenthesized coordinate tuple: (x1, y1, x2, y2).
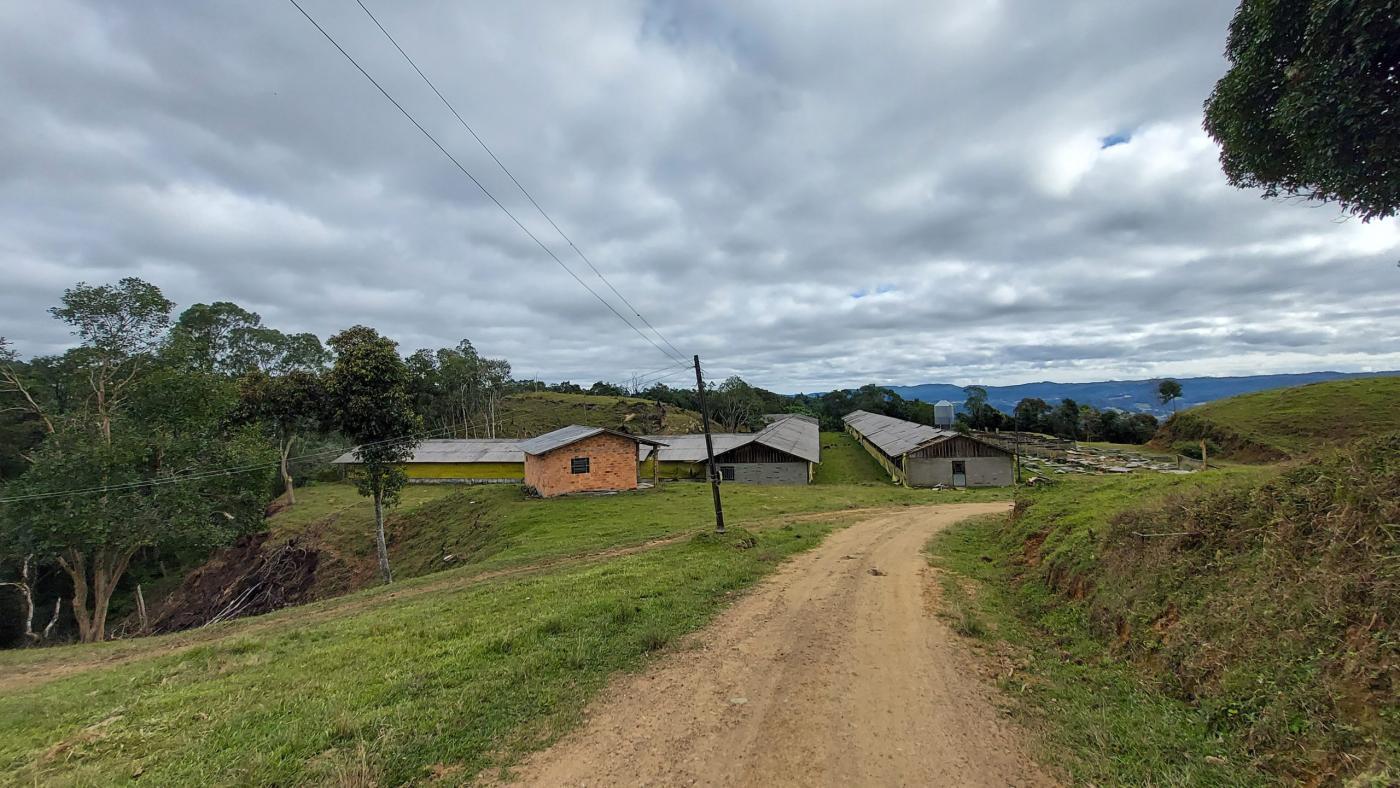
(638, 415, 820, 464)
(519, 425, 663, 456)
(842, 410, 957, 458)
(750, 414, 821, 463)
(332, 439, 523, 465)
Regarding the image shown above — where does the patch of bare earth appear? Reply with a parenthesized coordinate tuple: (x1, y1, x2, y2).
(504, 502, 1054, 787)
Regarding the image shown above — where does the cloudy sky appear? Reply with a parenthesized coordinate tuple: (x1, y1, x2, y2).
(2, 0, 1397, 392)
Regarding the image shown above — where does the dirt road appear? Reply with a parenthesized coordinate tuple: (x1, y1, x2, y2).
(508, 502, 1054, 787)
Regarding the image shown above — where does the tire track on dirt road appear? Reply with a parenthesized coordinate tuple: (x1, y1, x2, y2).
(506, 501, 1053, 787)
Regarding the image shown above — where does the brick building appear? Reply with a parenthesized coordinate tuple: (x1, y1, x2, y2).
(521, 425, 664, 498)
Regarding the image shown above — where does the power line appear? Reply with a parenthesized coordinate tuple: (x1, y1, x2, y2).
(283, 0, 688, 368)
(352, 0, 689, 365)
(0, 421, 467, 504)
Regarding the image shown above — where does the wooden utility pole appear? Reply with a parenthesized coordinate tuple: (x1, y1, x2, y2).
(693, 355, 725, 533)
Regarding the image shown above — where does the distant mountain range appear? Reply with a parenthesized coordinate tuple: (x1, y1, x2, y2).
(886, 371, 1400, 418)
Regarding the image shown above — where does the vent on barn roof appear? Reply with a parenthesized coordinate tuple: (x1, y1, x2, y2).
(934, 400, 956, 429)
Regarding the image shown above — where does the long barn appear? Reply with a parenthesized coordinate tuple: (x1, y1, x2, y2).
(639, 414, 820, 485)
(843, 410, 1013, 487)
(332, 439, 525, 483)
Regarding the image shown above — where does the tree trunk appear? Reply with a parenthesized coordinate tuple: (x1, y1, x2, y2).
(280, 432, 296, 505)
(0, 555, 38, 643)
(373, 493, 393, 584)
(57, 547, 133, 643)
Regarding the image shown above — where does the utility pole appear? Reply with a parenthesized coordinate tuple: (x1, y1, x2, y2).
(693, 355, 725, 533)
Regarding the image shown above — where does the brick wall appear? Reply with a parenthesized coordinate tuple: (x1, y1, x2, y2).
(524, 432, 640, 497)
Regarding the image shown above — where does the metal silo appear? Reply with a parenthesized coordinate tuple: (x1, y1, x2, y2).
(934, 400, 956, 428)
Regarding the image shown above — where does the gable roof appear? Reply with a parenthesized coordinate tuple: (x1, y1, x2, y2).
(638, 415, 820, 464)
(332, 438, 522, 465)
(842, 410, 958, 457)
(519, 425, 664, 457)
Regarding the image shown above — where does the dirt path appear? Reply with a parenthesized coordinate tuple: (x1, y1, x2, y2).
(507, 502, 1053, 787)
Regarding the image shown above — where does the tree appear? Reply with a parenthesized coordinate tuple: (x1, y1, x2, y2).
(710, 377, 765, 431)
(1013, 397, 1052, 433)
(1158, 379, 1184, 413)
(1203, 0, 1400, 221)
(48, 278, 173, 442)
(235, 370, 324, 504)
(0, 370, 272, 643)
(962, 386, 1008, 431)
(1051, 398, 1083, 441)
(324, 327, 422, 584)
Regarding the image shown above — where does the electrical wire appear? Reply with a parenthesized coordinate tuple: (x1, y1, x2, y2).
(352, 0, 689, 365)
(283, 0, 688, 368)
(0, 421, 471, 504)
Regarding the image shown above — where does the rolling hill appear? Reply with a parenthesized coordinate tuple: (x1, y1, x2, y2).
(886, 370, 1400, 417)
(494, 391, 703, 437)
(1150, 376, 1400, 459)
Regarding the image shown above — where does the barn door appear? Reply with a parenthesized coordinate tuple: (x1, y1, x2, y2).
(951, 461, 967, 488)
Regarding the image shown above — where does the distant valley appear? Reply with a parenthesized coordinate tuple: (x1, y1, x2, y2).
(884, 370, 1400, 417)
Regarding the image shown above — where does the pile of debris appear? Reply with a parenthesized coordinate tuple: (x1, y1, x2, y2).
(151, 532, 320, 633)
(1023, 446, 1193, 476)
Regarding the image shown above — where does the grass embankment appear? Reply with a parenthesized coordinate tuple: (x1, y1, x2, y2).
(266, 479, 997, 598)
(930, 436, 1399, 785)
(1152, 376, 1400, 460)
(812, 430, 891, 485)
(0, 481, 1010, 784)
(495, 391, 702, 437)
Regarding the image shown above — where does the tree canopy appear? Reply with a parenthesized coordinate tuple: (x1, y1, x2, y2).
(1204, 0, 1400, 221)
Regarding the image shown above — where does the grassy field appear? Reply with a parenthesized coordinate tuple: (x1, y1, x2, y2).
(494, 391, 703, 437)
(929, 437, 1399, 785)
(0, 480, 1011, 785)
(261, 479, 1002, 598)
(812, 430, 891, 485)
(1152, 376, 1400, 459)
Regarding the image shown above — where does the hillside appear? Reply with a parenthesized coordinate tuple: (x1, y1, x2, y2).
(930, 436, 1399, 784)
(0, 482, 1009, 784)
(1151, 376, 1400, 459)
(494, 391, 703, 437)
(887, 370, 1400, 417)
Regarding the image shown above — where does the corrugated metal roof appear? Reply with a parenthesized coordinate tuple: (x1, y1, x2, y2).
(843, 410, 957, 458)
(333, 439, 523, 465)
(751, 415, 821, 463)
(637, 433, 751, 462)
(519, 425, 663, 456)
(638, 416, 820, 464)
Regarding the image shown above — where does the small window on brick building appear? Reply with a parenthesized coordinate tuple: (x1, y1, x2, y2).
(720, 465, 735, 481)
(570, 456, 590, 474)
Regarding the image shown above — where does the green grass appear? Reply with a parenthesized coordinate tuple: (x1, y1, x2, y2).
(1153, 376, 1400, 459)
(495, 391, 703, 437)
(0, 480, 1015, 787)
(931, 438, 1400, 785)
(0, 522, 844, 785)
(929, 514, 1263, 786)
(261, 479, 1007, 599)
(812, 431, 892, 485)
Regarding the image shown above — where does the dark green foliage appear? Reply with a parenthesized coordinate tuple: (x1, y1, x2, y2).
(324, 326, 423, 583)
(1204, 0, 1400, 220)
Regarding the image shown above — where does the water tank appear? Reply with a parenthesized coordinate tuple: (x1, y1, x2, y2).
(933, 400, 956, 429)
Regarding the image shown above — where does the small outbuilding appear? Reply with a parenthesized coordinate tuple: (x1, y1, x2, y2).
(843, 410, 1013, 487)
(521, 425, 665, 498)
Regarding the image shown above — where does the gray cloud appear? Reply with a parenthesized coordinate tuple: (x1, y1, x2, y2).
(2, 0, 1397, 391)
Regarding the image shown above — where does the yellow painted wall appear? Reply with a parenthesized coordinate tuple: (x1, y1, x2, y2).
(638, 457, 704, 480)
(402, 462, 523, 480)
